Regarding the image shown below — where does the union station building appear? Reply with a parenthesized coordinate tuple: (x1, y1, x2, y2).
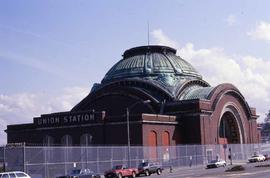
(6, 45, 260, 147)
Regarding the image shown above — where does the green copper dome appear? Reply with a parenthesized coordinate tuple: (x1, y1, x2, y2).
(89, 45, 210, 101)
(102, 45, 201, 82)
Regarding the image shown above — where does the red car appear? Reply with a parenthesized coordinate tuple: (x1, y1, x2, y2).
(104, 165, 138, 178)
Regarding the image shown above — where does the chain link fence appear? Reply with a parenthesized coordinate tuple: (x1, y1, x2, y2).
(0, 143, 268, 178)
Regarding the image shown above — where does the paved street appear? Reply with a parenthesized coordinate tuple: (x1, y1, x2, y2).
(142, 161, 270, 178)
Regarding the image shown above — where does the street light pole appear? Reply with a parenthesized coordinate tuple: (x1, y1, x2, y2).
(126, 100, 151, 168)
(126, 107, 131, 168)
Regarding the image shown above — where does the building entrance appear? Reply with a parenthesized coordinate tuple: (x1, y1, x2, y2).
(219, 111, 241, 144)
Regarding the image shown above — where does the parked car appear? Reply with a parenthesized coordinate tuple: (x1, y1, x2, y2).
(57, 169, 100, 178)
(248, 154, 265, 162)
(0, 171, 31, 178)
(263, 154, 270, 161)
(137, 161, 163, 176)
(206, 159, 226, 168)
(104, 165, 138, 178)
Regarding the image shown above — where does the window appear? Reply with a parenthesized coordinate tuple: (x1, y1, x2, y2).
(206, 149, 213, 162)
(1, 174, 9, 178)
(162, 131, 170, 146)
(148, 130, 157, 160)
(43, 135, 54, 146)
(61, 135, 72, 146)
(80, 134, 93, 146)
(9, 173, 16, 178)
(148, 130, 157, 147)
(16, 173, 28, 177)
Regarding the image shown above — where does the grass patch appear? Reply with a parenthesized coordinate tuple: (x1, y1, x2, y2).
(225, 165, 245, 172)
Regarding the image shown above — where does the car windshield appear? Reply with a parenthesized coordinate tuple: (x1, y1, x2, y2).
(138, 162, 148, 167)
(16, 172, 27, 177)
(210, 160, 218, 163)
(252, 155, 261, 157)
(71, 169, 81, 174)
(113, 165, 124, 170)
(15, 173, 28, 177)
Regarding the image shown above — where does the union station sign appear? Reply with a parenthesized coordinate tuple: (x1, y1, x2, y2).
(33, 110, 105, 127)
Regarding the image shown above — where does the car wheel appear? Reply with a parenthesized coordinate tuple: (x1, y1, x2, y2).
(118, 173, 122, 178)
(157, 169, 161, 175)
(145, 170, 150, 176)
(131, 171, 136, 178)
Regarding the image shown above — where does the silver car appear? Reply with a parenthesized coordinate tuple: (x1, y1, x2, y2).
(57, 169, 101, 178)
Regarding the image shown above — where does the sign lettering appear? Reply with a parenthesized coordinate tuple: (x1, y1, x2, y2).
(34, 111, 98, 127)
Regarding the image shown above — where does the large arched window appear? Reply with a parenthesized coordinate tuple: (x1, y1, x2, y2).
(61, 135, 72, 146)
(80, 134, 93, 146)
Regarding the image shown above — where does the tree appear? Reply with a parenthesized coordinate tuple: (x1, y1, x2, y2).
(264, 110, 270, 123)
(261, 111, 270, 141)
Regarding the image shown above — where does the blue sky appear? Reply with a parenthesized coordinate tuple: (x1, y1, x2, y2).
(1, 0, 270, 144)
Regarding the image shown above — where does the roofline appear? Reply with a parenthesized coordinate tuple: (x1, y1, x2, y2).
(123, 45, 176, 58)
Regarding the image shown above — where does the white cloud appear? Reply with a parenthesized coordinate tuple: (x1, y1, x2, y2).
(247, 21, 270, 42)
(152, 30, 270, 123)
(226, 15, 237, 26)
(151, 29, 178, 48)
(0, 86, 89, 145)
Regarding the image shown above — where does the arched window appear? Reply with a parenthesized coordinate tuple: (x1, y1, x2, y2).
(80, 134, 93, 146)
(61, 135, 72, 146)
(148, 130, 157, 147)
(162, 131, 170, 161)
(43, 135, 54, 146)
(148, 130, 157, 160)
(162, 131, 170, 146)
(43, 135, 54, 162)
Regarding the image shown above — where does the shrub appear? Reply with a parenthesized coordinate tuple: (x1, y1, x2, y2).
(0, 166, 4, 173)
(225, 165, 245, 172)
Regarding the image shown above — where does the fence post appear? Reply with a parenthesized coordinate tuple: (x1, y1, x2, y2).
(3, 146, 6, 172)
(64, 147, 67, 176)
(86, 146, 88, 169)
(97, 147, 100, 174)
(194, 145, 197, 167)
(44, 146, 47, 178)
(23, 142, 26, 172)
(111, 147, 113, 169)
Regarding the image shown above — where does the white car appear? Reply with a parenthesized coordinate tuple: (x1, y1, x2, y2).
(206, 159, 226, 168)
(0, 171, 31, 178)
(248, 154, 265, 162)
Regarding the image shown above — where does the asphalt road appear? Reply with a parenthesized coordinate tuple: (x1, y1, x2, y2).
(139, 161, 270, 178)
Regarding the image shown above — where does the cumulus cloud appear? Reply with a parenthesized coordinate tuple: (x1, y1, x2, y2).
(0, 86, 89, 145)
(226, 15, 237, 26)
(247, 21, 270, 42)
(152, 29, 270, 122)
(151, 29, 179, 48)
